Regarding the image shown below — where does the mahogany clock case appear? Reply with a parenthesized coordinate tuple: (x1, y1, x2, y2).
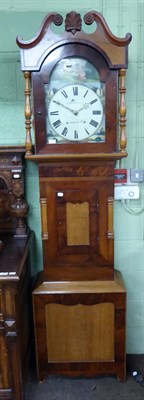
(16, 10, 132, 383)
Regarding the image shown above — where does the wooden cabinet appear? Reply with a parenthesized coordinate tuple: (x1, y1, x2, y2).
(0, 146, 33, 399)
(0, 233, 33, 400)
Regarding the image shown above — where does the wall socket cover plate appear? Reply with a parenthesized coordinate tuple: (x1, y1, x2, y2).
(114, 184, 139, 200)
(130, 169, 143, 182)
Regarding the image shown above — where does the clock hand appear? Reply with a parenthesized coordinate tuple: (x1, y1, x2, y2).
(76, 103, 90, 113)
(53, 100, 76, 114)
(53, 100, 91, 115)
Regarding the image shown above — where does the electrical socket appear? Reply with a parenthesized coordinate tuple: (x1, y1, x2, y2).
(130, 169, 143, 183)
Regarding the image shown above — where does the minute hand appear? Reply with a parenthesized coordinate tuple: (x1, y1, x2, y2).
(53, 100, 76, 114)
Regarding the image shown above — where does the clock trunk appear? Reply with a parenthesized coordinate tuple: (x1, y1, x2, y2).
(39, 159, 114, 281)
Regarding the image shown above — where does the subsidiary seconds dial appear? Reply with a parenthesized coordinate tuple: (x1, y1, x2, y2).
(48, 84, 103, 141)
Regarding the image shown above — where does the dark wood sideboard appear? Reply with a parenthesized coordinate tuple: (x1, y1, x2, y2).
(0, 147, 33, 400)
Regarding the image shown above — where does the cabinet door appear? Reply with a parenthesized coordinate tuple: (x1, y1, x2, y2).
(40, 179, 114, 280)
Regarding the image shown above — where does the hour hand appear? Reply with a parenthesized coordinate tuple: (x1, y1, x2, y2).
(76, 103, 90, 113)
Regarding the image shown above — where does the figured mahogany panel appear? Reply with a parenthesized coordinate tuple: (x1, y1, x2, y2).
(46, 302, 114, 362)
(66, 202, 90, 246)
(41, 181, 98, 259)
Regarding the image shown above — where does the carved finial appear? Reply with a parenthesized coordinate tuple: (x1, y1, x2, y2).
(65, 11, 82, 35)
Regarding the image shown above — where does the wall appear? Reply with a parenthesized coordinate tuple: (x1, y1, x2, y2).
(0, 0, 144, 354)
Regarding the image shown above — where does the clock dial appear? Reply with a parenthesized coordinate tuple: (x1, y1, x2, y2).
(45, 57, 105, 144)
(48, 84, 103, 142)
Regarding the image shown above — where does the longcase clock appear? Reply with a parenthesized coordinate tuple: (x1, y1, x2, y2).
(17, 10, 132, 381)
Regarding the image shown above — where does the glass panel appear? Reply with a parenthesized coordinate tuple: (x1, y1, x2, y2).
(45, 57, 105, 144)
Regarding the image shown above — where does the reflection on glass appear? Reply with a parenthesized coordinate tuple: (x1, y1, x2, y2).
(45, 57, 105, 144)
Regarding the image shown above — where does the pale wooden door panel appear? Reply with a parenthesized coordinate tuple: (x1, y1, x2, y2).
(46, 302, 114, 362)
